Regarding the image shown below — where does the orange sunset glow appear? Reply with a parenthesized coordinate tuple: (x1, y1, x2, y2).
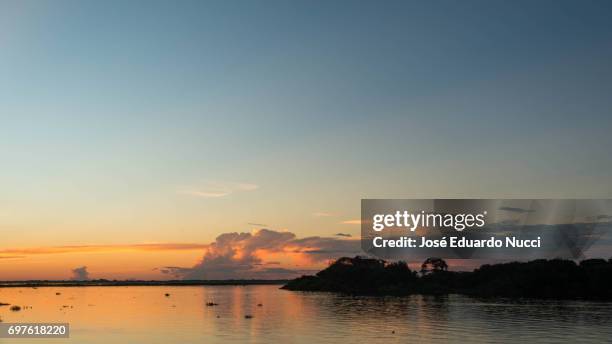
(2, 1, 612, 343)
(0, 229, 360, 280)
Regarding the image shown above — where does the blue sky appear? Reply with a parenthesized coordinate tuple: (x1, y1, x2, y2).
(1, 0, 612, 250)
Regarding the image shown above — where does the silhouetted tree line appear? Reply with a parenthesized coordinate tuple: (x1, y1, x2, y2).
(281, 256, 612, 299)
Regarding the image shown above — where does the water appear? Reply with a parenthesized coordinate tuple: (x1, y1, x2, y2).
(1, 285, 611, 343)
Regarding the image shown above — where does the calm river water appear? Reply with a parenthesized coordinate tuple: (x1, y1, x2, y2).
(1, 285, 611, 343)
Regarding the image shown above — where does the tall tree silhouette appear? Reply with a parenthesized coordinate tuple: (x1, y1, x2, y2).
(420, 257, 448, 275)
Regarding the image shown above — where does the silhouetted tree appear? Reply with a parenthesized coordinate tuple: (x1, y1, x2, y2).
(282, 256, 612, 299)
(420, 257, 448, 275)
(283, 256, 416, 294)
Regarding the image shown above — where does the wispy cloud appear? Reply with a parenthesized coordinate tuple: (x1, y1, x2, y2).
(0, 243, 210, 257)
(498, 206, 535, 214)
(178, 181, 259, 198)
(335, 233, 352, 237)
(341, 219, 361, 225)
(180, 190, 231, 198)
(313, 212, 333, 217)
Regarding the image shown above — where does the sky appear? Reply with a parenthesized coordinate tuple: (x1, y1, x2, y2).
(1, 0, 612, 280)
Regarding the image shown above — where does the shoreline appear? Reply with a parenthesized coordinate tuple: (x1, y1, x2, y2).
(282, 257, 612, 300)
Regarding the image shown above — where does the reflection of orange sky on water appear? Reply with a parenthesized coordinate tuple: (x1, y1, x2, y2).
(1, 287, 193, 330)
(0, 286, 319, 343)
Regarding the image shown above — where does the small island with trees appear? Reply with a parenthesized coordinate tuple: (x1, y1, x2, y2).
(281, 256, 612, 299)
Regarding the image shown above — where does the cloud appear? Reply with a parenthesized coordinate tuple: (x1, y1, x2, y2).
(247, 222, 268, 227)
(158, 266, 193, 278)
(497, 219, 521, 226)
(498, 206, 535, 213)
(71, 266, 90, 281)
(180, 190, 230, 198)
(335, 233, 352, 237)
(0, 243, 210, 257)
(313, 212, 333, 217)
(0, 231, 361, 280)
(341, 219, 361, 225)
(289, 236, 360, 261)
(178, 181, 259, 198)
(256, 267, 319, 278)
(160, 229, 361, 280)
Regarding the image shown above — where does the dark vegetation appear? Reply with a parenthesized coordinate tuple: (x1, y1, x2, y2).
(281, 256, 612, 299)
